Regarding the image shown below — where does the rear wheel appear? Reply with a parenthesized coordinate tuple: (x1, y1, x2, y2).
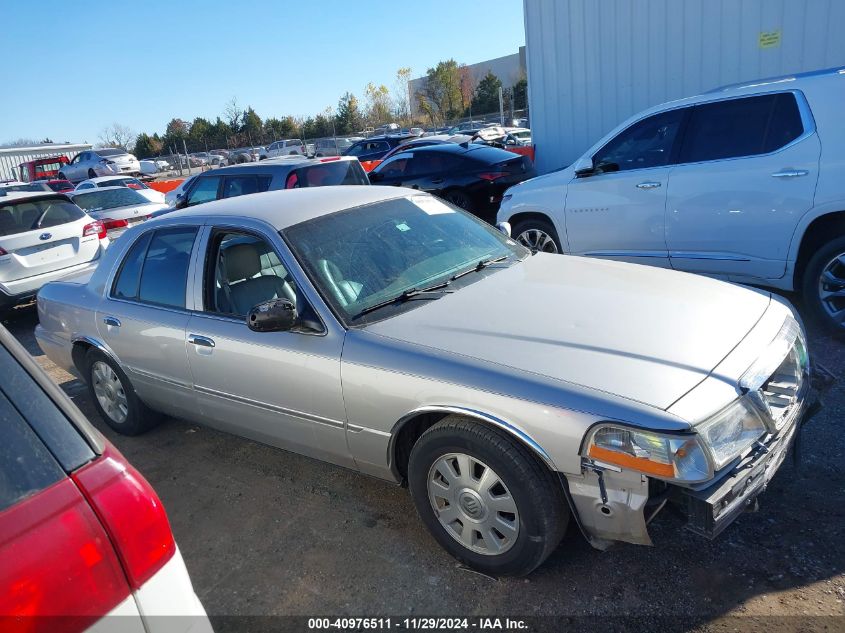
(802, 235, 845, 334)
(88, 169, 97, 179)
(512, 218, 561, 254)
(408, 416, 568, 576)
(85, 349, 160, 435)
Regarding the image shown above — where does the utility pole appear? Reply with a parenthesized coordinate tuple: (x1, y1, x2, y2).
(498, 87, 504, 125)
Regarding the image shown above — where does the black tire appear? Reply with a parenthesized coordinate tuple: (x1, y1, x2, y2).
(88, 169, 97, 179)
(444, 190, 474, 213)
(84, 349, 161, 435)
(801, 234, 845, 334)
(408, 416, 569, 577)
(511, 217, 562, 254)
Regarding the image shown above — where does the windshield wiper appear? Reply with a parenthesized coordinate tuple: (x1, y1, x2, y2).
(450, 255, 510, 281)
(355, 281, 452, 318)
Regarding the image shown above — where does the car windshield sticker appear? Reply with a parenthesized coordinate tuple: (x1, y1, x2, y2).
(411, 195, 454, 216)
(395, 222, 411, 232)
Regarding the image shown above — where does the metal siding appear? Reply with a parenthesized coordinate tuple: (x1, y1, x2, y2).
(525, 0, 845, 173)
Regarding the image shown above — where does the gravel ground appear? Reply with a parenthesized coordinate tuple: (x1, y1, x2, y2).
(2, 297, 843, 632)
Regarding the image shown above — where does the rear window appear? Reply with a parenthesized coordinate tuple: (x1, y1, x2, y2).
(100, 178, 148, 190)
(0, 388, 65, 512)
(96, 149, 127, 157)
(0, 199, 86, 237)
(285, 161, 369, 188)
(45, 181, 74, 192)
(1, 183, 51, 193)
(73, 188, 147, 212)
(463, 145, 519, 165)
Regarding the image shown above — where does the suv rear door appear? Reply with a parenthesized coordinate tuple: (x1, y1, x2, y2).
(0, 196, 101, 285)
(666, 91, 820, 280)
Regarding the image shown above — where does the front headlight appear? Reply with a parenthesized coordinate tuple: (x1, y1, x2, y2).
(583, 424, 711, 483)
(695, 396, 768, 470)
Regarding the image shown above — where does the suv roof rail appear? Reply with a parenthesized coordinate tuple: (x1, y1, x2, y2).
(708, 66, 845, 93)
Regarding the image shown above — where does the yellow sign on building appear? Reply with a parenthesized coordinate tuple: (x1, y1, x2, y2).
(759, 30, 782, 49)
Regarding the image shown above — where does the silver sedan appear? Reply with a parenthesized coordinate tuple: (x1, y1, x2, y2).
(35, 186, 817, 576)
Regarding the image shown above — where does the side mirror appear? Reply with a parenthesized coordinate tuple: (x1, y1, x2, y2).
(496, 221, 512, 238)
(247, 298, 297, 332)
(174, 194, 187, 210)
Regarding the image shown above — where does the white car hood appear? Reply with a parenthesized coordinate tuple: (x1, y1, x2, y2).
(365, 254, 770, 410)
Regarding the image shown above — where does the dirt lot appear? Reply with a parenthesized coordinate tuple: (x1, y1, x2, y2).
(3, 299, 843, 632)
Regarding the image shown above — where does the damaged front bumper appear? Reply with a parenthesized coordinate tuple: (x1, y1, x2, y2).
(564, 388, 824, 550)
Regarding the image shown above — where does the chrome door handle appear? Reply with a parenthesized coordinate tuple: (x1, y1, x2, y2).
(102, 316, 121, 327)
(187, 334, 215, 348)
(636, 181, 662, 189)
(771, 170, 808, 178)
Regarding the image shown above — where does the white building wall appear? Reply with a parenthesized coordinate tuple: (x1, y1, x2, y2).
(525, 0, 845, 173)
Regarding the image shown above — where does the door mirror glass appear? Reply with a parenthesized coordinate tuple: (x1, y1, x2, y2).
(247, 298, 297, 332)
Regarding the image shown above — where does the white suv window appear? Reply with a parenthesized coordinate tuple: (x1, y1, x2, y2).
(593, 108, 686, 172)
(679, 93, 804, 163)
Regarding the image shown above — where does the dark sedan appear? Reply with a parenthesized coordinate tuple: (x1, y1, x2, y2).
(368, 143, 536, 222)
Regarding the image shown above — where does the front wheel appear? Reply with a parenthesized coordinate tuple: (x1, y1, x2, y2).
(802, 235, 845, 334)
(88, 169, 97, 179)
(512, 218, 561, 254)
(408, 416, 569, 576)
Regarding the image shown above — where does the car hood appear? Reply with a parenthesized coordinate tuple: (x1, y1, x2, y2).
(364, 254, 770, 410)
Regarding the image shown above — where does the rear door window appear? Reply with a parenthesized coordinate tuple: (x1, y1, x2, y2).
(221, 175, 272, 199)
(186, 176, 222, 206)
(137, 227, 198, 308)
(112, 231, 153, 299)
(679, 93, 804, 163)
(287, 161, 370, 188)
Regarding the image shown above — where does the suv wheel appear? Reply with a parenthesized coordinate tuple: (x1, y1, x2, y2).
(408, 416, 569, 576)
(512, 218, 561, 254)
(444, 190, 473, 213)
(802, 235, 845, 334)
(85, 349, 160, 435)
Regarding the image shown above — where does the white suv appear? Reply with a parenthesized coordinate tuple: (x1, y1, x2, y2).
(0, 192, 108, 313)
(498, 67, 845, 333)
(262, 139, 306, 159)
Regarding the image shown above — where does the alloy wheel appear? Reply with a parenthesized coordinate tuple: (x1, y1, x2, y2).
(819, 251, 845, 325)
(517, 229, 558, 253)
(427, 453, 520, 556)
(91, 361, 129, 424)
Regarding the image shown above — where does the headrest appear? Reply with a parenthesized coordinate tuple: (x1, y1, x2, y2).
(223, 243, 261, 282)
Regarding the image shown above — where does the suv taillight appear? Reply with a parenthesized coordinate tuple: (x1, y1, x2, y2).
(100, 218, 129, 231)
(478, 172, 507, 181)
(82, 220, 107, 239)
(72, 447, 176, 590)
(0, 246, 7, 256)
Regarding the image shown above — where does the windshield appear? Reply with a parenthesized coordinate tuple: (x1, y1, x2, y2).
(73, 188, 148, 212)
(283, 195, 526, 323)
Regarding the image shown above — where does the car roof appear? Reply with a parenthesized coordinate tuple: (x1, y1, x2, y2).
(162, 185, 410, 230)
(0, 191, 71, 204)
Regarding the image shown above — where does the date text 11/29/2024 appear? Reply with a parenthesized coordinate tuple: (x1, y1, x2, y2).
(308, 618, 529, 630)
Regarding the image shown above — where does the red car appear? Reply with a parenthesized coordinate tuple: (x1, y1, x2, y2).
(17, 156, 69, 183)
(0, 325, 211, 633)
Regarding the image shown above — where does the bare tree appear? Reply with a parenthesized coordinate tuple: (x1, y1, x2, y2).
(223, 97, 244, 131)
(98, 123, 136, 150)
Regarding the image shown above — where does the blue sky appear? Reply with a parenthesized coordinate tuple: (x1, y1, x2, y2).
(1, 0, 525, 145)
